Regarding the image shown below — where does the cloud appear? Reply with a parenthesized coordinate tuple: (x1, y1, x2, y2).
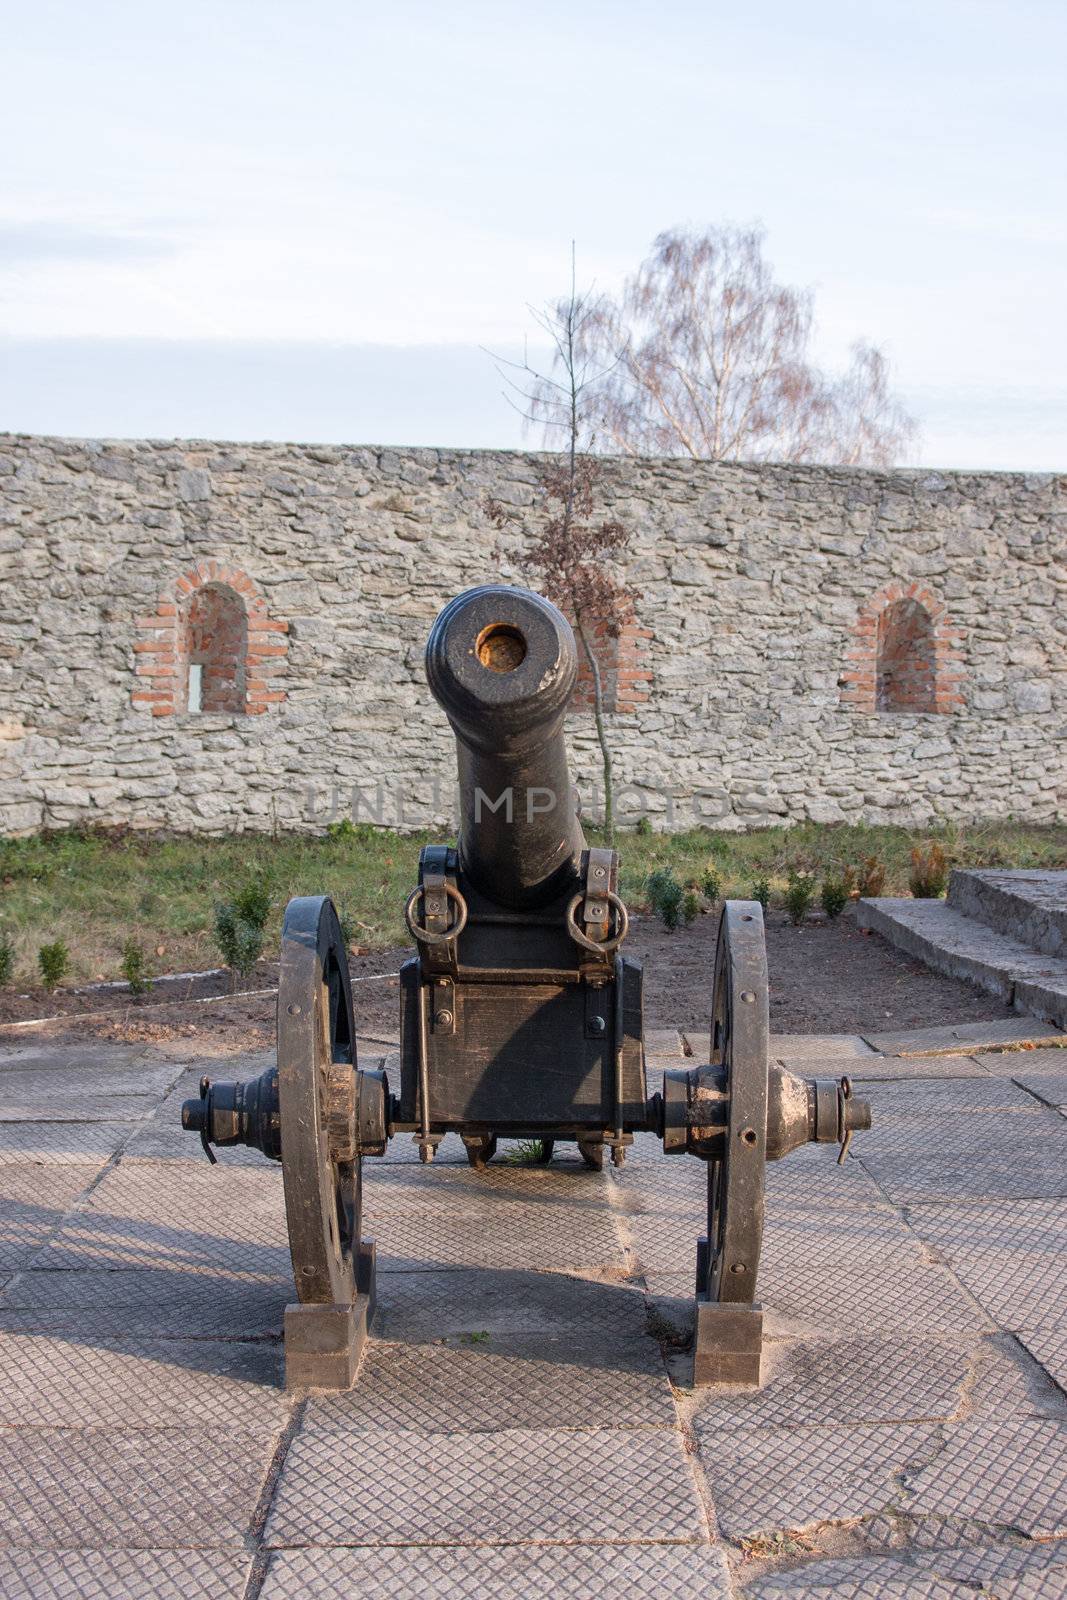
(0, 222, 174, 265)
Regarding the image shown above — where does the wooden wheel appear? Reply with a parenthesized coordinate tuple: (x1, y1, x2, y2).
(702, 901, 769, 1305)
(277, 895, 361, 1306)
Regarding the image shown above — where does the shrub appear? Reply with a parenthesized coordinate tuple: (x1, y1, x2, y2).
(0, 931, 14, 985)
(38, 940, 69, 991)
(820, 874, 849, 920)
(214, 902, 265, 983)
(120, 938, 152, 996)
(681, 889, 700, 925)
(751, 878, 771, 912)
(635, 815, 653, 837)
(231, 875, 271, 933)
(910, 843, 948, 899)
(857, 855, 886, 898)
(701, 868, 722, 903)
(336, 904, 357, 947)
(784, 871, 815, 927)
(646, 867, 685, 931)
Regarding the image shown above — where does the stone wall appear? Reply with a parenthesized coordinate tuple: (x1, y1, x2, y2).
(0, 434, 1064, 837)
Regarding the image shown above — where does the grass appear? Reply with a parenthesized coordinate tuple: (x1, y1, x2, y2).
(0, 819, 1064, 986)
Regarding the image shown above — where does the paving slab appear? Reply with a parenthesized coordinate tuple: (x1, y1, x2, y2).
(265, 1425, 707, 1546)
(367, 1205, 626, 1274)
(0, 1118, 137, 1165)
(0, 1332, 287, 1429)
(862, 1075, 1049, 1115)
(0, 1061, 178, 1123)
(370, 1264, 649, 1343)
(698, 1421, 940, 1538)
(261, 1544, 731, 1600)
(863, 1019, 1066, 1056)
(303, 1334, 675, 1432)
(0, 1266, 291, 1339)
(858, 1107, 1067, 1203)
(0, 1425, 278, 1548)
(904, 1416, 1067, 1537)
(0, 1044, 164, 1075)
(1015, 1326, 1067, 1392)
(812, 1052, 992, 1081)
(685, 1032, 877, 1062)
(643, 1235, 988, 1344)
(31, 1161, 291, 1276)
(0, 1549, 253, 1600)
(743, 1543, 1067, 1599)
(688, 1335, 971, 1427)
(965, 1333, 1067, 1419)
(0, 1165, 107, 1271)
(618, 1136, 891, 1215)
(904, 1201, 1067, 1333)
(772, 1034, 879, 1060)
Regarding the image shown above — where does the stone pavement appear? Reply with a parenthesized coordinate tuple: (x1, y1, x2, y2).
(0, 1024, 1064, 1597)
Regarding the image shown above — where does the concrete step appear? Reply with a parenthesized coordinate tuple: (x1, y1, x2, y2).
(948, 869, 1067, 959)
(856, 896, 1067, 1030)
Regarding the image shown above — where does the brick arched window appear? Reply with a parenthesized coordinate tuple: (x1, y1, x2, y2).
(133, 561, 289, 717)
(877, 598, 935, 712)
(182, 582, 247, 713)
(840, 582, 964, 716)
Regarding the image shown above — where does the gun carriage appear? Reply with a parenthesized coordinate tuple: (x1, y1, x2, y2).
(183, 585, 870, 1388)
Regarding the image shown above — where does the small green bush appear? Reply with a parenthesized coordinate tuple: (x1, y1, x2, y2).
(784, 871, 815, 927)
(750, 878, 771, 912)
(214, 903, 265, 983)
(120, 938, 153, 996)
(820, 874, 849, 920)
(635, 815, 653, 837)
(701, 868, 722, 902)
(38, 940, 69, 991)
(681, 889, 700, 925)
(336, 904, 357, 947)
(0, 931, 14, 985)
(230, 875, 271, 932)
(910, 843, 948, 899)
(646, 867, 685, 931)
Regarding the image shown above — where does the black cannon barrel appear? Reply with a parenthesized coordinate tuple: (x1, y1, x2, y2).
(425, 585, 586, 909)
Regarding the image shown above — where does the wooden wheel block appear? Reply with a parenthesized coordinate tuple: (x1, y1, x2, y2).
(692, 1297, 763, 1387)
(284, 1296, 371, 1391)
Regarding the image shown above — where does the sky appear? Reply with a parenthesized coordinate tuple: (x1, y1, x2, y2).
(0, 0, 1064, 469)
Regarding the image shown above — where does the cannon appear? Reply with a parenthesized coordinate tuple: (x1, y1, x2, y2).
(183, 585, 870, 1388)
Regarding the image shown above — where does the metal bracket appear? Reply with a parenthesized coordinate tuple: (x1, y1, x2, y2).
(412, 845, 462, 976)
(582, 847, 615, 949)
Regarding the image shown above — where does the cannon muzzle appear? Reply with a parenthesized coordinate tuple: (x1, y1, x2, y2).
(425, 585, 586, 909)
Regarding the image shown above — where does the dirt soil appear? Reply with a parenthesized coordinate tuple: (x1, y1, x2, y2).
(633, 906, 1013, 1035)
(0, 906, 1013, 1050)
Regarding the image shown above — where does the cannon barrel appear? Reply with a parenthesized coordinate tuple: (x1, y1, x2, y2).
(425, 585, 586, 910)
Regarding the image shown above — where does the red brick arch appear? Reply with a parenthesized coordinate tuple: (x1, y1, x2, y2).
(132, 560, 289, 717)
(840, 581, 964, 715)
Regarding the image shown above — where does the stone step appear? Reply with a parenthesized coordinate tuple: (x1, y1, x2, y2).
(948, 869, 1067, 959)
(856, 897, 1067, 1030)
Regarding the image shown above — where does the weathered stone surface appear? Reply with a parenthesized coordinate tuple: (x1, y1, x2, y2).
(264, 1426, 707, 1546)
(302, 1335, 675, 1432)
(0, 1426, 277, 1548)
(863, 1017, 1066, 1056)
(0, 1549, 252, 1600)
(2, 439, 1064, 837)
(744, 1544, 1067, 1599)
(0, 1333, 287, 1429)
(261, 1546, 731, 1600)
(950, 868, 1067, 958)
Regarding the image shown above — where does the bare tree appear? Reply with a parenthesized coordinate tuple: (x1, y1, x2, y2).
(487, 265, 639, 842)
(555, 225, 916, 466)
